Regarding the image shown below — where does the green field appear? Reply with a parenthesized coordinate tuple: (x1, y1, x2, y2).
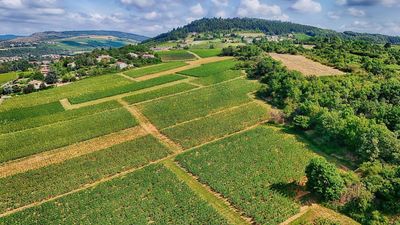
(190, 48, 222, 58)
(176, 126, 317, 224)
(122, 82, 198, 104)
(1, 164, 228, 224)
(157, 50, 197, 61)
(0, 136, 171, 214)
(0, 101, 120, 134)
(124, 61, 187, 78)
(0, 108, 136, 163)
(0, 72, 17, 85)
(179, 59, 236, 77)
(138, 78, 260, 129)
(162, 102, 270, 148)
(193, 69, 243, 86)
(69, 74, 186, 104)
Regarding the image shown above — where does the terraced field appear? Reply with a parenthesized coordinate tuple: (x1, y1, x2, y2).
(0, 55, 344, 224)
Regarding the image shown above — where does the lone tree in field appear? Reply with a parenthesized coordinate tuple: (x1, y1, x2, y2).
(305, 158, 345, 201)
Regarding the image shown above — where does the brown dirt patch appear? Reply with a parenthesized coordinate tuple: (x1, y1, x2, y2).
(269, 53, 344, 77)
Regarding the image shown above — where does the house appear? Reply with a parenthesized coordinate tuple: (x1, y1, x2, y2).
(67, 62, 76, 69)
(115, 62, 128, 70)
(142, 54, 155, 59)
(128, 52, 139, 58)
(96, 55, 112, 62)
(28, 80, 45, 90)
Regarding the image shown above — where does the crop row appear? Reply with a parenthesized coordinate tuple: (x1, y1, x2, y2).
(176, 126, 317, 224)
(179, 59, 236, 77)
(69, 74, 186, 104)
(0, 108, 137, 163)
(0, 101, 121, 134)
(162, 102, 270, 148)
(138, 78, 260, 129)
(124, 61, 187, 78)
(122, 82, 198, 105)
(0, 135, 171, 214)
(157, 50, 196, 61)
(192, 69, 243, 86)
(1, 164, 228, 224)
(189, 48, 222, 58)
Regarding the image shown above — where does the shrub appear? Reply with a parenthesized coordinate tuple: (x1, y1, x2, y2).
(305, 158, 345, 201)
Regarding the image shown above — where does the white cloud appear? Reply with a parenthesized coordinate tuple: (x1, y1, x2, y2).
(291, 0, 322, 13)
(216, 10, 228, 18)
(190, 3, 206, 17)
(328, 11, 341, 19)
(120, 0, 154, 8)
(0, 0, 24, 9)
(237, 0, 289, 21)
(144, 11, 159, 20)
(212, 0, 229, 6)
(347, 7, 366, 16)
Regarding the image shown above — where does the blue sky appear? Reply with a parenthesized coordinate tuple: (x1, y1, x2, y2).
(0, 0, 399, 37)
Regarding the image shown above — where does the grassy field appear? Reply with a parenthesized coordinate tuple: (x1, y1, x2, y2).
(179, 59, 237, 77)
(290, 205, 359, 225)
(1, 164, 228, 224)
(0, 135, 171, 214)
(189, 49, 222, 58)
(192, 70, 243, 86)
(0, 74, 132, 111)
(69, 74, 186, 104)
(0, 72, 17, 85)
(0, 108, 137, 163)
(122, 83, 197, 105)
(157, 50, 197, 61)
(0, 101, 120, 134)
(176, 126, 317, 224)
(138, 78, 260, 129)
(162, 102, 270, 148)
(124, 62, 187, 78)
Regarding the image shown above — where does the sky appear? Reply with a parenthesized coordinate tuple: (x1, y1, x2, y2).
(0, 0, 399, 37)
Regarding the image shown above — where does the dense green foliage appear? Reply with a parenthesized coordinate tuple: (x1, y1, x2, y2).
(0, 101, 120, 134)
(139, 78, 259, 128)
(0, 164, 228, 224)
(122, 82, 197, 104)
(179, 59, 236, 77)
(69, 74, 186, 104)
(162, 102, 269, 148)
(305, 158, 345, 201)
(0, 101, 65, 123)
(124, 61, 187, 78)
(176, 126, 316, 224)
(0, 108, 137, 163)
(0, 135, 171, 214)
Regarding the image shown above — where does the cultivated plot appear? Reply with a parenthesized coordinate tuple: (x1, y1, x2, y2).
(124, 61, 187, 78)
(189, 49, 222, 58)
(157, 50, 197, 61)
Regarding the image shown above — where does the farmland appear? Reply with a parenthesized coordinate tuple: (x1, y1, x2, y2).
(124, 61, 187, 78)
(0, 72, 17, 85)
(157, 50, 197, 61)
(189, 48, 222, 58)
(269, 53, 345, 76)
(179, 59, 237, 77)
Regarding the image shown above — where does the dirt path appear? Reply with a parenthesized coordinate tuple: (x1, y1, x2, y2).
(118, 73, 137, 82)
(280, 205, 311, 225)
(134, 56, 233, 81)
(117, 99, 183, 153)
(163, 159, 251, 225)
(187, 51, 202, 59)
(0, 127, 147, 178)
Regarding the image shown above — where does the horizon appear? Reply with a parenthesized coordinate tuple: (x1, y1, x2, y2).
(0, 0, 399, 37)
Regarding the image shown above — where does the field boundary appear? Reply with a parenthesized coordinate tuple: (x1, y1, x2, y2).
(187, 51, 202, 59)
(118, 99, 183, 153)
(280, 205, 311, 225)
(0, 126, 147, 178)
(163, 159, 251, 225)
(117, 73, 137, 82)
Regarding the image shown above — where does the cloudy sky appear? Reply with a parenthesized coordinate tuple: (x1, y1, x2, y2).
(0, 0, 399, 37)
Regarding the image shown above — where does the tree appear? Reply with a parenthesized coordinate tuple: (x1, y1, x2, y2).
(384, 42, 391, 48)
(305, 158, 345, 201)
(44, 71, 58, 84)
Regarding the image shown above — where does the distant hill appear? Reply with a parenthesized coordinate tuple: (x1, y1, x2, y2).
(0, 35, 23, 41)
(146, 17, 400, 44)
(7, 30, 149, 43)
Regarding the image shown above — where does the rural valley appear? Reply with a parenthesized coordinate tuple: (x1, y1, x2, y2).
(0, 1, 399, 225)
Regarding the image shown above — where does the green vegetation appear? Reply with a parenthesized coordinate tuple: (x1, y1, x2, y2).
(176, 126, 316, 224)
(162, 102, 269, 148)
(192, 69, 243, 86)
(0, 135, 171, 214)
(138, 78, 259, 129)
(157, 50, 196, 61)
(0, 108, 136, 163)
(1, 164, 228, 224)
(0, 101, 65, 123)
(305, 158, 345, 201)
(69, 74, 186, 104)
(0, 101, 120, 134)
(122, 82, 197, 104)
(124, 61, 187, 78)
(179, 59, 236, 77)
(0, 74, 133, 111)
(0, 72, 17, 85)
(189, 48, 222, 58)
